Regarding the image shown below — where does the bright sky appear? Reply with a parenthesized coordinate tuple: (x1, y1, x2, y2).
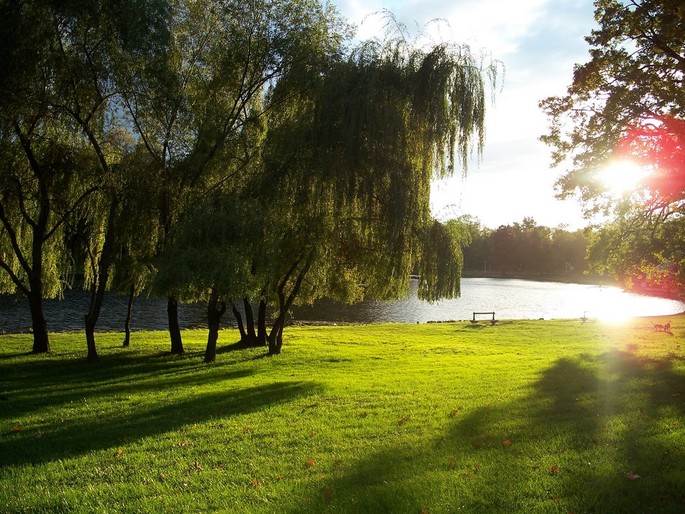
(331, 0, 598, 229)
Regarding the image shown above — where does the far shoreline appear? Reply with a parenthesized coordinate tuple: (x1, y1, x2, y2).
(461, 270, 616, 286)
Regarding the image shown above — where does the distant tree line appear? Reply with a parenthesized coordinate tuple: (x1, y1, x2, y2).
(452, 216, 589, 277)
(0, 0, 500, 361)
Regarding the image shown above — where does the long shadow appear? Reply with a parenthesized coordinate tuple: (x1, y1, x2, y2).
(0, 348, 272, 426)
(289, 348, 685, 513)
(0, 351, 34, 361)
(0, 380, 319, 468)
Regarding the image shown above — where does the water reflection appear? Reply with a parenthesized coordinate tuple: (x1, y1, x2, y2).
(294, 278, 685, 324)
(1, 278, 683, 334)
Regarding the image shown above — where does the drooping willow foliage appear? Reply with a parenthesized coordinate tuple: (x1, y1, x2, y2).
(262, 33, 499, 305)
(2, 0, 500, 357)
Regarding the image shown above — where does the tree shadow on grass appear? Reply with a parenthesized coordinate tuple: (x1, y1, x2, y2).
(0, 343, 276, 418)
(217, 342, 270, 359)
(0, 345, 321, 469)
(0, 379, 320, 468)
(1, 358, 190, 414)
(0, 351, 34, 361)
(290, 348, 685, 513)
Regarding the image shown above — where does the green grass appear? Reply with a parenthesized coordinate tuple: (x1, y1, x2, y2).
(1, 318, 684, 513)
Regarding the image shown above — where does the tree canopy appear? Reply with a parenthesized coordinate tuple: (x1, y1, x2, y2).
(1, 0, 500, 358)
(540, 0, 685, 296)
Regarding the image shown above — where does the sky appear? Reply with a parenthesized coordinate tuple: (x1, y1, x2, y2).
(330, 0, 599, 229)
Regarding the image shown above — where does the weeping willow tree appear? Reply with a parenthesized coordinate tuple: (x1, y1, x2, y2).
(0, 127, 95, 353)
(240, 31, 500, 355)
(120, 0, 348, 355)
(151, 15, 498, 358)
(0, 0, 171, 359)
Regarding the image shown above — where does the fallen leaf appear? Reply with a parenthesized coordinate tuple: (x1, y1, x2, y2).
(323, 487, 335, 503)
(251, 478, 261, 489)
(398, 415, 411, 426)
(116, 449, 123, 456)
(194, 460, 203, 471)
(11, 425, 22, 433)
(305, 457, 315, 468)
(502, 439, 513, 448)
(242, 427, 251, 434)
(626, 471, 640, 481)
(550, 465, 559, 475)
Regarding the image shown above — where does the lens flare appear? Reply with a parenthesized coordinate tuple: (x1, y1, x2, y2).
(599, 159, 651, 197)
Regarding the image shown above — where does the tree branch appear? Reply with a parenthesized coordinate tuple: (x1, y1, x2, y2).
(0, 201, 33, 277)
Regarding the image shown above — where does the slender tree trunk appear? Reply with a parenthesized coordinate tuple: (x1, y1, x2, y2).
(243, 297, 257, 345)
(122, 283, 134, 347)
(267, 310, 286, 355)
(29, 215, 50, 353)
(83, 202, 119, 363)
(267, 318, 285, 355)
(167, 296, 184, 354)
(232, 302, 247, 343)
(27, 290, 50, 353)
(84, 276, 101, 362)
(205, 289, 226, 363)
(257, 299, 267, 346)
(84, 283, 102, 362)
(268, 253, 313, 355)
(84, 312, 99, 362)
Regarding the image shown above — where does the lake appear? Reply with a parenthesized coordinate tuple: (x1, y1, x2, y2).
(1, 278, 684, 334)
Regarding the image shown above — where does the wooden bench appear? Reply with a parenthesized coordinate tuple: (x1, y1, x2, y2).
(471, 311, 497, 325)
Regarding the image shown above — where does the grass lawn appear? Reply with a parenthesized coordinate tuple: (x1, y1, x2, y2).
(1, 317, 684, 513)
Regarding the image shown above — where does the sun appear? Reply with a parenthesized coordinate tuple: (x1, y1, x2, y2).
(598, 159, 651, 197)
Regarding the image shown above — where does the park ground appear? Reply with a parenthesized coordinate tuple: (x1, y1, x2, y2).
(1, 316, 684, 513)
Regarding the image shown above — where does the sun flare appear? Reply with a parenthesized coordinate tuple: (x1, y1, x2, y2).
(599, 160, 651, 196)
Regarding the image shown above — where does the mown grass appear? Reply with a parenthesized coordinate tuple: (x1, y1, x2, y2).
(1, 317, 684, 513)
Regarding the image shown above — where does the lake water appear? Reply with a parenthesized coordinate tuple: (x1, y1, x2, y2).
(1, 278, 684, 333)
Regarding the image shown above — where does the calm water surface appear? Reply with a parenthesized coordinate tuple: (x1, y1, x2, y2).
(1, 278, 684, 333)
(294, 278, 685, 324)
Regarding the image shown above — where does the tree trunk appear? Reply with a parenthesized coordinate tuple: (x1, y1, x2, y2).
(27, 290, 50, 353)
(257, 299, 267, 346)
(232, 302, 247, 343)
(205, 289, 226, 363)
(167, 296, 184, 354)
(243, 297, 257, 345)
(84, 313, 99, 362)
(84, 270, 107, 363)
(83, 200, 118, 363)
(267, 252, 313, 356)
(122, 283, 134, 347)
(267, 318, 284, 355)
